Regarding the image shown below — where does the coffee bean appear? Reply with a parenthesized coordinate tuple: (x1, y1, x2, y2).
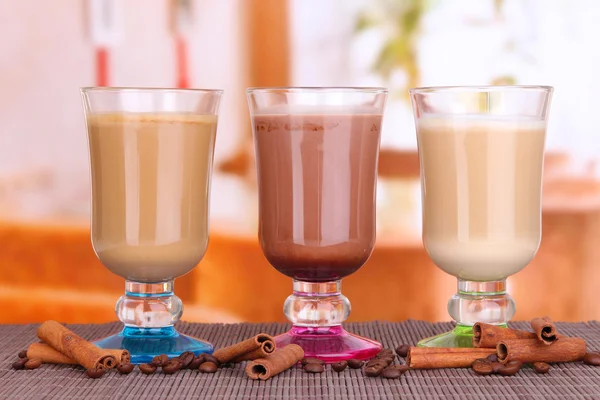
(85, 368, 105, 379)
(12, 358, 27, 370)
(304, 363, 324, 373)
(151, 354, 169, 367)
(372, 355, 394, 365)
(162, 359, 182, 374)
(195, 354, 207, 364)
(472, 358, 493, 376)
(331, 361, 347, 372)
(395, 344, 410, 358)
(376, 349, 394, 357)
(486, 354, 498, 363)
(498, 361, 523, 376)
(116, 363, 134, 374)
(533, 362, 550, 374)
(492, 362, 504, 373)
(366, 358, 387, 365)
(178, 351, 195, 369)
(347, 359, 364, 369)
(199, 362, 218, 373)
(510, 360, 523, 368)
(364, 366, 383, 377)
(24, 358, 41, 370)
(394, 365, 409, 374)
(188, 356, 202, 370)
(584, 352, 600, 366)
(139, 363, 157, 374)
(381, 367, 401, 379)
(11, 362, 24, 370)
(366, 359, 389, 369)
(202, 354, 220, 367)
(301, 357, 324, 366)
(18, 350, 28, 359)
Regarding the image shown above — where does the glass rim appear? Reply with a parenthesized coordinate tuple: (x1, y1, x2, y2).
(409, 85, 553, 94)
(80, 86, 224, 94)
(247, 86, 388, 94)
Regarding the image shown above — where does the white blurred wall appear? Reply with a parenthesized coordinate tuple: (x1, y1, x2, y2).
(0, 0, 248, 220)
(290, 0, 600, 164)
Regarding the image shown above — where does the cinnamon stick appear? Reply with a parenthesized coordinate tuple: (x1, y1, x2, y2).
(214, 333, 275, 363)
(27, 343, 130, 366)
(407, 347, 496, 369)
(37, 320, 118, 370)
(497, 338, 586, 364)
(473, 322, 536, 348)
(246, 344, 304, 380)
(531, 316, 559, 345)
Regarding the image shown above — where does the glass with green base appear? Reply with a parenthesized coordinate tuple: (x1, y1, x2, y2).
(409, 85, 553, 348)
(418, 280, 516, 347)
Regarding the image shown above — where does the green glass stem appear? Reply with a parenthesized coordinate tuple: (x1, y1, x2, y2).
(418, 279, 515, 348)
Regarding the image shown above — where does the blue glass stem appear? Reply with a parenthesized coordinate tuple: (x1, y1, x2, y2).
(94, 280, 213, 364)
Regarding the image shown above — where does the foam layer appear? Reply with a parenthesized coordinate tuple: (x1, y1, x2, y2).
(87, 113, 217, 125)
(252, 104, 382, 115)
(418, 114, 547, 131)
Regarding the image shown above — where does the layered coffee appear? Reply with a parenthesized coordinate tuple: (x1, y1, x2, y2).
(417, 116, 546, 281)
(87, 113, 217, 282)
(253, 109, 382, 282)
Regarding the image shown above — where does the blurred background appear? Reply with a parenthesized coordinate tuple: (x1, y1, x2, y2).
(2, 0, 600, 325)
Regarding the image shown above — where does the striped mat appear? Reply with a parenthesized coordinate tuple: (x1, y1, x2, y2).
(1, 320, 599, 399)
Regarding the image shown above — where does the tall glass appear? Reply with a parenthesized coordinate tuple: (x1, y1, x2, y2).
(81, 87, 222, 363)
(247, 87, 388, 361)
(410, 86, 553, 347)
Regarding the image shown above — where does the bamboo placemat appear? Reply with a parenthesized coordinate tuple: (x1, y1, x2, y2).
(1, 320, 599, 399)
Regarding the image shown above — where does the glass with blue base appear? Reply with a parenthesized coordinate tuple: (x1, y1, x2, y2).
(82, 87, 222, 364)
(409, 85, 553, 347)
(93, 281, 214, 364)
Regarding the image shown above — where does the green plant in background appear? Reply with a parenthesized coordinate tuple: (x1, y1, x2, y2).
(355, 0, 515, 100)
(355, 0, 430, 100)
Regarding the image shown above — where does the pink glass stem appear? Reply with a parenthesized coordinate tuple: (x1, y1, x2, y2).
(275, 325, 382, 363)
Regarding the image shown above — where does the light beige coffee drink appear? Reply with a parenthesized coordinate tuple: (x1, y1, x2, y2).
(417, 116, 546, 281)
(87, 113, 217, 282)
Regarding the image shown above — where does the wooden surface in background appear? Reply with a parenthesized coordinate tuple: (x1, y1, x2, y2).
(217, 0, 290, 177)
(199, 207, 600, 323)
(2, 202, 600, 324)
(0, 222, 195, 302)
(246, 0, 289, 87)
(2, 151, 600, 324)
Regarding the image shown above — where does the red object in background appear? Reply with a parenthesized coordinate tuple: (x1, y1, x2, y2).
(175, 36, 189, 89)
(95, 47, 109, 86)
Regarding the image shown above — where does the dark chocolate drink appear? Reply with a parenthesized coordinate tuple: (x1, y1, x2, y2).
(252, 111, 382, 282)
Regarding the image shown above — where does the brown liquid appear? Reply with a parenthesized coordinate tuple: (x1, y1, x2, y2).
(417, 116, 546, 281)
(253, 113, 382, 282)
(87, 113, 217, 283)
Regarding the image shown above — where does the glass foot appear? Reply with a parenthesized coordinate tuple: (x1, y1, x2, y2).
(417, 325, 476, 348)
(275, 325, 382, 363)
(94, 326, 214, 364)
(416, 324, 511, 348)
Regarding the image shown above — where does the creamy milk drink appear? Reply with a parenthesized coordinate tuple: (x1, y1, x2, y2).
(417, 116, 546, 281)
(87, 113, 217, 282)
(253, 108, 382, 282)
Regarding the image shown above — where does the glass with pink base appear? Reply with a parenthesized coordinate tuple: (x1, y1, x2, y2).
(247, 87, 388, 362)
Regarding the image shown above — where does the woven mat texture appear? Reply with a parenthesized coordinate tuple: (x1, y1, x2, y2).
(1, 320, 599, 399)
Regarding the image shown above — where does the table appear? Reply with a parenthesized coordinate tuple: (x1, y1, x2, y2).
(1, 321, 599, 399)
